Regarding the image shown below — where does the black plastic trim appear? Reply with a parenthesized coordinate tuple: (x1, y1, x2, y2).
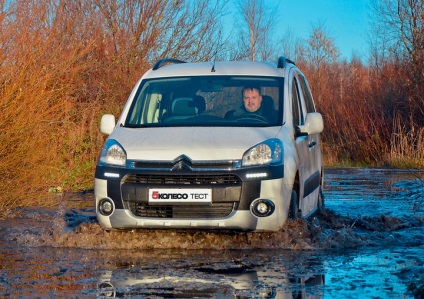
(303, 170, 321, 198)
(152, 58, 186, 70)
(277, 56, 296, 68)
(95, 163, 283, 212)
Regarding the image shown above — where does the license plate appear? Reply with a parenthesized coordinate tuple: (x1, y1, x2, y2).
(148, 188, 212, 203)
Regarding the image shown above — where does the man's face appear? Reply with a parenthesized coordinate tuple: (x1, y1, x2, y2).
(243, 88, 262, 112)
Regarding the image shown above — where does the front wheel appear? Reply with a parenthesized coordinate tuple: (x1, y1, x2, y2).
(288, 190, 299, 220)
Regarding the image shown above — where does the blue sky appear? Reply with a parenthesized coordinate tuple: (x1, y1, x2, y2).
(227, 0, 371, 61)
(280, 0, 371, 59)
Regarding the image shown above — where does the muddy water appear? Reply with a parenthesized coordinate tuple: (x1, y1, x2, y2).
(0, 167, 423, 298)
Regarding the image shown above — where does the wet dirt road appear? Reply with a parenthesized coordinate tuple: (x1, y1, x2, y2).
(0, 167, 423, 298)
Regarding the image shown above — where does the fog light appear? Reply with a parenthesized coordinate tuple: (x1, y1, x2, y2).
(251, 199, 275, 217)
(99, 198, 114, 216)
(98, 282, 115, 297)
(257, 202, 269, 214)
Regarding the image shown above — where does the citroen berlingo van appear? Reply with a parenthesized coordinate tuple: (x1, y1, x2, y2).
(95, 57, 324, 232)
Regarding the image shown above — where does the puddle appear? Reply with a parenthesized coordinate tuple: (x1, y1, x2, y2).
(0, 167, 423, 298)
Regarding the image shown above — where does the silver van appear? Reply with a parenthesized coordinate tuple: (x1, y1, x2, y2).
(95, 57, 324, 231)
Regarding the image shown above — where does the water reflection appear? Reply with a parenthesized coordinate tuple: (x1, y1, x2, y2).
(325, 167, 424, 218)
(96, 252, 325, 298)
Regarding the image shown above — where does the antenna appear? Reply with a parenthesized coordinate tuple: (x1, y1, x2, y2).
(210, 48, 219, 72)
(211, 59, 216, 72)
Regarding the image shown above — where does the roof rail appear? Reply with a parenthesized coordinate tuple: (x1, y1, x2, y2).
(277, 56, 295, 68)
(152, 58, 186, 70)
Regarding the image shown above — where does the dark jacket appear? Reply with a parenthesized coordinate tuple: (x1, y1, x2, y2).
(225, 105, 276, 123)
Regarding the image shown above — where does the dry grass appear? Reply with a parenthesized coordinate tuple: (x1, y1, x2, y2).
(0, 2, 111, 216)
(1, 1, 423, 216)
(386, 115, 424, 168)
(305, 59, 423, 169)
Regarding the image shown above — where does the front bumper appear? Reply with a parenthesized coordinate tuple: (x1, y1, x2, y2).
(94, 160, 289, 231)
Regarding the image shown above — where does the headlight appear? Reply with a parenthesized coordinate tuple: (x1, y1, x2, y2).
(99, 139, 127, 166)
(242, 139, 283, 166)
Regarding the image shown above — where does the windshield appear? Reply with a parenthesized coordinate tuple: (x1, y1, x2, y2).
(125, 76, 283, 127)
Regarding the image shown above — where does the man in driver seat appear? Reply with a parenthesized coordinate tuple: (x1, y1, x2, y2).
(226, 86, 276, 122)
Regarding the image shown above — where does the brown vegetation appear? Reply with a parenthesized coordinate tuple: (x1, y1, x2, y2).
(0, 0, 423, 214)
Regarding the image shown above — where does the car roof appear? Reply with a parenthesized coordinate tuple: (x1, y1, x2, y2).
(143, 59, 292, 79)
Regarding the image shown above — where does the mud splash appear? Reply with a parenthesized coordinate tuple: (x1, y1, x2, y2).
(5, 204, 316, 250)
(6, 210, 423, 251)
(5, 179, 424, 252)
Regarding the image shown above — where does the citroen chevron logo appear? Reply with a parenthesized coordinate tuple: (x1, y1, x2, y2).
(173, 155, 192, 164)
(171, 155, 193, 171)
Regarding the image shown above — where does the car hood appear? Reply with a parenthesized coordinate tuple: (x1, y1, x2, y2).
(110, 126, 282, 161)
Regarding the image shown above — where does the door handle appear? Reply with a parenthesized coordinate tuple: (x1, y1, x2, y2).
(308, 141, 316, 148)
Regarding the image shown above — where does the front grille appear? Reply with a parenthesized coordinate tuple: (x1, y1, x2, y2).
(124, 174, 241, 185)
(128, 202, 234, 218)
(133, 160, 234, 169)
(122, 174, 242, 218)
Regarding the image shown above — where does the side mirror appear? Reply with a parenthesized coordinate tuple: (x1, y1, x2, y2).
(297, 112, 324, 136)
(100, 114, 116, 135)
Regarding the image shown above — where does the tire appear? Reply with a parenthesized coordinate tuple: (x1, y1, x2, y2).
(288, 190, 299, 220)
(317, 186, 325, 213)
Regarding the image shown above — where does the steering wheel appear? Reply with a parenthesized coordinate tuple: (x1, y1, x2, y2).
(234, 113, 269, 123)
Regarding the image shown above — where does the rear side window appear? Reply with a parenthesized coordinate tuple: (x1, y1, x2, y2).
(298, 75, 315, 113)
(291, 78, 304, 126)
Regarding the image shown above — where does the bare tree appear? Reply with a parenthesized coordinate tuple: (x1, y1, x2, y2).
(279, 27, 306, 63)
(370, 0, 424, 64)
(305, 20, 340, 68)
(302, 21, 340, 104)
(233, 0, 278, 61)
(397, 0, 424, 67)
(0, 0, 230, 213)
(155, 0, 228, 62)
(95, 0, 228, 66)
(370, 0, 424, 126)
